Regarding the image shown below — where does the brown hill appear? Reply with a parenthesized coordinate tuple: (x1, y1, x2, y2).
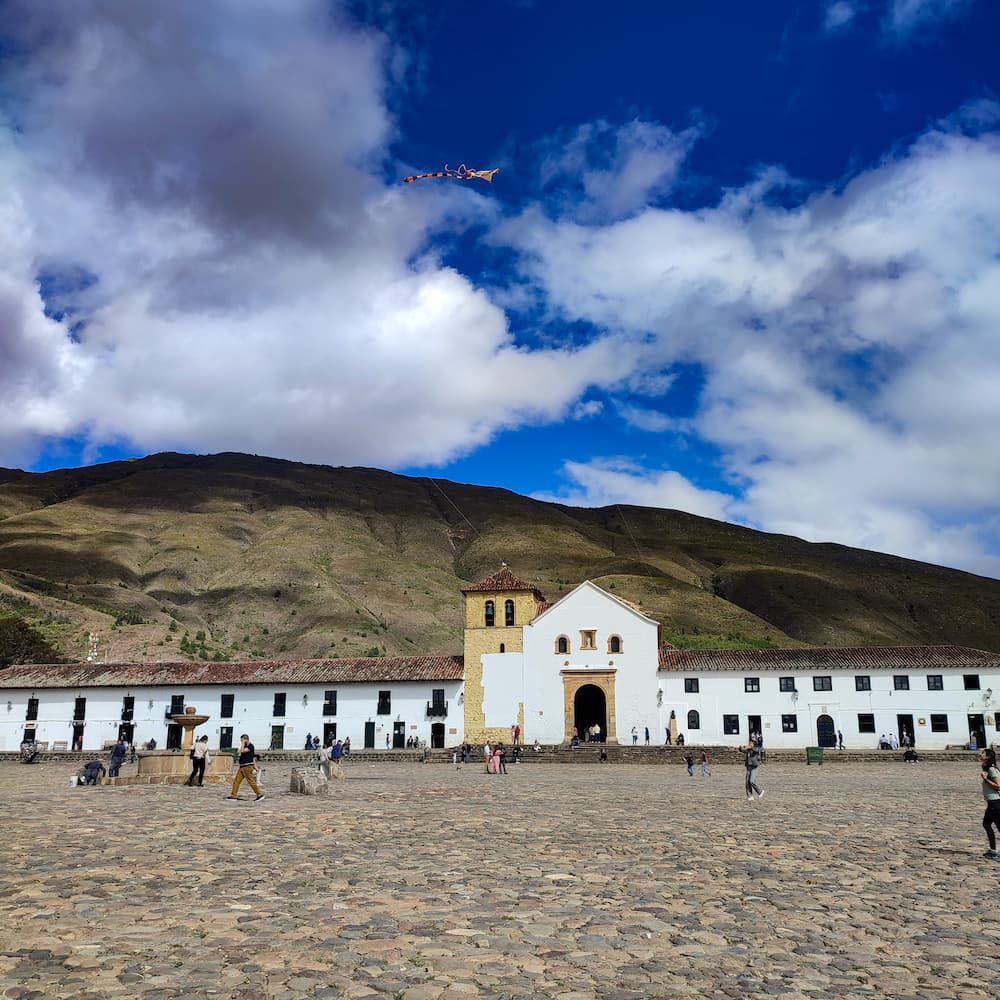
(0, 451, 997, 664)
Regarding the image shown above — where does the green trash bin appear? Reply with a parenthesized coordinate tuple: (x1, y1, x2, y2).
(806, 746, 824, 765)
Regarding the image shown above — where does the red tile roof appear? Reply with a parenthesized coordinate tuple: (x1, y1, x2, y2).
(658, 645, 1000, 672)
(461, 565, 546, 601)
(0, 656, 465, 689)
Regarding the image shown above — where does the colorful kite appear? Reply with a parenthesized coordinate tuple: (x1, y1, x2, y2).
(404, 163, 500, 184)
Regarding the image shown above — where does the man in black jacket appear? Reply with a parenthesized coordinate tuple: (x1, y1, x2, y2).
(225, 734, 264, 802)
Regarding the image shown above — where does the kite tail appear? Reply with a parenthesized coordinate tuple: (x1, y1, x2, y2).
(404, 171, 455, 183)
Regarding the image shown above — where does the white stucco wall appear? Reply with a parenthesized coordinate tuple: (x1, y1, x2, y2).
(658, 668, 1000, 749)
(521, 581, 661, 744)
(0, 679, 465, 751)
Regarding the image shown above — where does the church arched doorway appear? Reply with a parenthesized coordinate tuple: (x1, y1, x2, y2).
(574, 684, 607, 743)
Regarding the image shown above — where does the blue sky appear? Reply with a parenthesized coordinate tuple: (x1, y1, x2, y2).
(1, 0, 999, 576)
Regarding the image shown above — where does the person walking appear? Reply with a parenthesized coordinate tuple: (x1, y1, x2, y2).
(685, 752, 694, 776)
(700, 749, 711, 777)
(185, 735, 211, 786)
(744, 742, 764, 800)
(838, 730, 845, 750)
(979, 748, 1000, 859)
(226, 734, 264, 802)
(644, 726, 650, 746)
(108, 739, 127, 778)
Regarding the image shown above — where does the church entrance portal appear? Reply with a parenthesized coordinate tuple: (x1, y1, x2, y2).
(562, 669, 618, 743)
(574, 684, 607, 744)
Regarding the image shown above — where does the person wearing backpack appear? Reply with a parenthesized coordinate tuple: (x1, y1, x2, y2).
(744, 743, 764, 800)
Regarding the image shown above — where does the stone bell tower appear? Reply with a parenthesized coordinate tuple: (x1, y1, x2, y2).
(461, 564, 546, 743)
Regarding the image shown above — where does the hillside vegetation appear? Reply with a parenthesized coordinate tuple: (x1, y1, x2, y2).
(0, 452, 997, 665)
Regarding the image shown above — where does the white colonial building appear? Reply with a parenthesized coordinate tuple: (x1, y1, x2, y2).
(2, 566, 999, 752)
(0, 657, 463, 753)
(656, 646, 1000, 751)
(463, 567, 1000, 751)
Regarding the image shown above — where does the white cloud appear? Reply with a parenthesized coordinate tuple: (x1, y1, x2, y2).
(502, 110, 1000, 574)
(886, 0, 975, 35)
(536, 118, 701, 222)
(533, 459, 734, 522)
(0, 0, 637, 470)
(823, 1, 859, 33)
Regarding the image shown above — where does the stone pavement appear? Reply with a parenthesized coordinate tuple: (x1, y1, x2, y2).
(1, 758, 997, 999)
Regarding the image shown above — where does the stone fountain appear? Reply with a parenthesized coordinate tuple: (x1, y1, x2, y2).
(106, 705, 234, 786)
(172, 704, 211, 750)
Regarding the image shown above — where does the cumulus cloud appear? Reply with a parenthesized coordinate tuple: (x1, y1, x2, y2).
(0, 0, 643, 470)
(823, 1, 859, 33)
(502, 108, 1000, 574)
(886, 0, 975, 35)
(536, 118, 701, 222)
(533, 459, 734, 522)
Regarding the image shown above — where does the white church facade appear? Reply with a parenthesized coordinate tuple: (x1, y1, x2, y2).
(1, 566, 999, 752)
(463, 567, 1000, 752)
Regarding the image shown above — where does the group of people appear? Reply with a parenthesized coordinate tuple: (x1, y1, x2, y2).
(76, 738, 134, 785)
(482, 742, 517, 773)
(878, 733, 901, 750)
(305, 733, 350, 756)
(684, 749, 712, 777)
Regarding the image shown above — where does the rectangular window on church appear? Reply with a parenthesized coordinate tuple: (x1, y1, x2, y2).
(858, 713, 876, 733)
(684, 678, 699, 694)
(930, 714, 949, 732)
(744, 677, 760, 693)
(723, 714, 739, 735)
(781, 714, 798, 732)
(377, 690, 391, 715)
(927, 675, 943, 691)
(779, 677, 796, 693)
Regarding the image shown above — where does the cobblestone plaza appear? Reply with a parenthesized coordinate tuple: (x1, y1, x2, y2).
(1, 759, 997, 999)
